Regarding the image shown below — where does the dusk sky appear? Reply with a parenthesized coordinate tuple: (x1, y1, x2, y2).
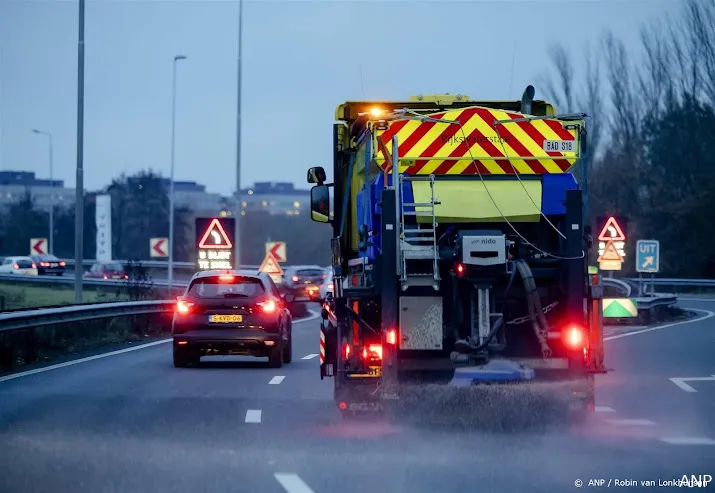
(0, 0, 676, 195)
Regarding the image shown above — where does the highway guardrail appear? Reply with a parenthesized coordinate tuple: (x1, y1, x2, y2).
(59, 259, 261, 270)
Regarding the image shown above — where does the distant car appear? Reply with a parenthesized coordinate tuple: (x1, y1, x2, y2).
(84, 262, 128, 280)
(0, 256, 38, 276)
(317, 269, 334, 301)
(283, 265, 326, 301)
(30, 254, 66, 276)
(172, 270, 295, 368)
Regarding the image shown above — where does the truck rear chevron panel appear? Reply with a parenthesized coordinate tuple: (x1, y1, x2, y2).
(374, 106, 580, 175)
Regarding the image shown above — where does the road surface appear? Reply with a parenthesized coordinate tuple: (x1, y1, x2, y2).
(1, 301, 714, 493)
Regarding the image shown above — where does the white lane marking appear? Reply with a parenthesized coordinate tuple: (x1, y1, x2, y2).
(604, 309, 715, 341)
(0, 307, 320, 384)
(269, 376, 285, 385)
(244, 410, 262, 423)
(605, 419, 656, 426)
(274, 473, 317, 493)
(0, 339, 172, 383)
(660, 437, 715, 445)
(595, 406, 616, 413)
(669, 376, 715, 393)
(301, 353, 318, 360)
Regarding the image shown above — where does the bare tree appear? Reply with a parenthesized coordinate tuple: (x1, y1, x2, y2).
(684, 0, 715, 104)
(539, 44, 576, 113)
(579, 41, 604, 157)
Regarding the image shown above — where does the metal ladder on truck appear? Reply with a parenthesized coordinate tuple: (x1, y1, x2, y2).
(398, 173, 441, 291)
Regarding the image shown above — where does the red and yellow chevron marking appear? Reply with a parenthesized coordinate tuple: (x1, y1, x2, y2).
(319, 327, 326, 365)
(372, 105, 580, 175)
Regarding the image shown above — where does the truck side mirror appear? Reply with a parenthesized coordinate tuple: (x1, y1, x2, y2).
(307, 166, 327, 184)
(310, 185, 331, 223)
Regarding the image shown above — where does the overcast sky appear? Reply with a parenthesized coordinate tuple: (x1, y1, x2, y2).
(0, 0, 677, 195)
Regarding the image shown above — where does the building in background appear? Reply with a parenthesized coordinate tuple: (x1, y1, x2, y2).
(238, 182, 310, 216)
(0, 170, 74, 212)
(156, 178, 228, 217)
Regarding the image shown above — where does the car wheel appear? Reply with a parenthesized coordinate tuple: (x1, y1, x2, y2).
(173, 346, 199, 368)
(282, 332, 292, 364)
(269, 345, 283, 368)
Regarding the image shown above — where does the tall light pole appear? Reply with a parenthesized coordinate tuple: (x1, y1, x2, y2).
(74, 0, 86, 303)
(168, 55, 187, 294)
(234, 0, 243, 267)
(32, 129, 55, 255)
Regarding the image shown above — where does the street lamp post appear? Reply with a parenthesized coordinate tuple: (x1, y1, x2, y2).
(74, 0, 86, 303)
(32, 129, 54, 255)
(168, 55, 187, 295)
(234, 0, 243, 267)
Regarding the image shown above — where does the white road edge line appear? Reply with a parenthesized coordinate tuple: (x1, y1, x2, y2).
(670, 378, 698, 393)
(603, 309, 715, 341)
(274, 473, 317, 493)
(269, 376, 285, 385)
(245, 410, 262, 424)
(301, 354, 319, 360)
(0, 307, 321, 384)
(605, 419, 656, 426)
(595, 406, 616, 413)
(660, 437, 715, 445)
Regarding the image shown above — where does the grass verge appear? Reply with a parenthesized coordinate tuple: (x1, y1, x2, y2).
(0, 283, 131, 310)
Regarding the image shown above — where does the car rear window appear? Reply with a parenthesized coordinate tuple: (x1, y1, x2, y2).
(188, 276, 265, 298)
(16, 259, 34, 268)
(104, 263, 123, 271)
(39, 254, 59, 261)
(296, 269, 324, 278)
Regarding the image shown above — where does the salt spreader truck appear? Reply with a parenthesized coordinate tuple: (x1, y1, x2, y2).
(308, 88, 607, 420)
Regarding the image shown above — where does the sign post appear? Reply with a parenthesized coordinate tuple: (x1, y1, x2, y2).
(265, 241, 287, 263)
(30, 238, 48, 256)
(636, 240, 659, 273)
(150, 237, 169, 258)
(195, 217, 235, 271)
(597, 216, 626, 271)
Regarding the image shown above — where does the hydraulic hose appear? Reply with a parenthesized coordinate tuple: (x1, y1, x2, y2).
(515, 260, 552, 357)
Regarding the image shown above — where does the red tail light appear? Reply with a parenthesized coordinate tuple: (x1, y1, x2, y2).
(59, 261, 66, 267)
(258, 299, 276, 313)
(219, 274, 234, 281)
(176, 299, 195, 315)
(343, 343, 351, 359)
(32, 263, 37, 268)
(564, 325, 585, 348)
(386, 329, 397, 345)
(13, 263, 19, 269)
(361, 344, 383, 360)
(456, 263, 465, 277)
(292, 275, 300, 282)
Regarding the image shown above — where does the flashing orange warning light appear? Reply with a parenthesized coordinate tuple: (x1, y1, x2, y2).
(198, 218, 233, 249)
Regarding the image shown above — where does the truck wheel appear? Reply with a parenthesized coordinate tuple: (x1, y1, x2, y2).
(269, 346, 283, 368)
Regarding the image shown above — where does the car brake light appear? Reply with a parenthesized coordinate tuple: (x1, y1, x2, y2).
(328, 283, 334, 290)
(292, 275, 299, 282)
(565, 325, 585, 348)
(176, 299, 194, 315)
(219, 274, 234, 281)
(59, 261, 66, 266)
(386, 329, 397, 345)
(32, 263, 37, 268)
(13, 264, 18, 269)
(343, 343, 351, 359)
(258, 299, 276, 313)
(362, 344, 383, 360)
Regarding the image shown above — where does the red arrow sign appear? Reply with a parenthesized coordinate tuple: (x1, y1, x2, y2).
(152, 239, 166, 256)
(31, 239, 47, 255)
(269, 243, 282, 261)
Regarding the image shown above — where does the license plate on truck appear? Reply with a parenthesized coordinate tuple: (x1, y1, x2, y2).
(209, 314, 243, 323)
(347, 366, 382, 378)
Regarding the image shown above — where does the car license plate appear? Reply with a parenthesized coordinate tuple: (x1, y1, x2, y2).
(112, 275, 121, 279)
(209, 314, 243, 323)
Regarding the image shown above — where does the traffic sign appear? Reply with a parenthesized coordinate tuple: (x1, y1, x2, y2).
(150, 237, 168, 257)
(636, 240, 660, 273)
(195, 217, 235, 270)
(259, 252, 284, 284)
(265, 241, 287, 263)
(30, 238, 48, 255)
(598, 216, 625, 241)
(198, 219, 233, 249)
(598, 240, 623, 271)
(602, 298, 638, 318)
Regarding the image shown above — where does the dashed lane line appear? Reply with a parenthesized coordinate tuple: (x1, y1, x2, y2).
(595, 406, 616, 413)
(274, 473, 317, 493)
(269, 376, 286, 385)
(660, 437, 715, 445)
(245, 410, 262, 424)
(301, 354, 318, 360)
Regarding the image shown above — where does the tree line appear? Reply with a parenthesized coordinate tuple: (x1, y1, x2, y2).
(0, 170, 332, 266)
(539, 0, 715, 278)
